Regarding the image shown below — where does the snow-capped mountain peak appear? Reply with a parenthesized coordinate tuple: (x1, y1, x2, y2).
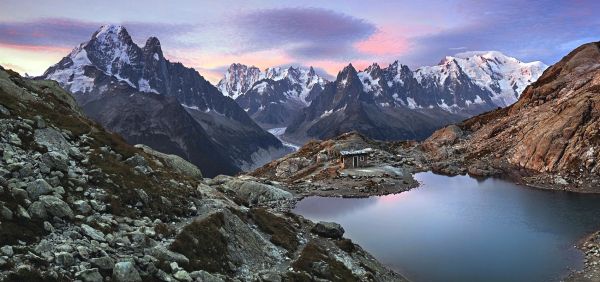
(217, 63, 327, 104)
(415, 51, 548, 106)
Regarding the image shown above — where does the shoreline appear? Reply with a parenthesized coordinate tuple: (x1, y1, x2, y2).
(283, 166, 600, 281)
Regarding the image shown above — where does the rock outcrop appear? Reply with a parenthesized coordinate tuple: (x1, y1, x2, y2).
(422, 42, 600, 191)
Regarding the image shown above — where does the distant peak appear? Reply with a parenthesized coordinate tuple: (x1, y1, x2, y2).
(91, 24, 132, 45)
(454, 50, 508, 59)
(143, 36, 163, 56)
(94, 24, 127, 37)
(337, 63, 358, 81)
(145, 36, 161, 47)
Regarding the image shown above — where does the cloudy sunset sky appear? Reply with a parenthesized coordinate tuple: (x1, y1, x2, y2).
(1, 0, 599, 83)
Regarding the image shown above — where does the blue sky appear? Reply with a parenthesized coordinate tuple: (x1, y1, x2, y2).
(0, 0, 598, 82)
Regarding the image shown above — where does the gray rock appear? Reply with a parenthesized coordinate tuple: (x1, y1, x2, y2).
(0, 205, 13, 220)
(135, 144, 203, 179)
(1, 245, 14, 257)
(39, 195, 74, 218)
(34, 128, 71, 152)
(173, 270, 192, 282)
(0, 104, 10, 116)
(90, 256, 115, 270)
(135, 189, 149, 205)
(28, 201, 48, 219)
(73, 200, 92, 214)
(26, 179, 53, 200)
(81, 224, 106, 242)
(8, 133, 21, 146)
(16, 205, 30, 220)
(311, 221, 345, 239)
(33, 115, 46, 128)
(144, 245, 189, 265)
(155, 269, 174, 281)
(11, 187, 29, 201)
(113, 261, 142, 282)
(41, 151, 69, 172)
(124, 154, 149, 167)
(78, 268, 103, 282)
(221, 180, 293, 206)
(189, 270, 224, 282)
(55, 251, 75, 266)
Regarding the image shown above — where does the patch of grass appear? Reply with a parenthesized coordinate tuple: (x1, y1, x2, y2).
(249, 208, 299, 252)
(169, 212, 230, 274)
(292, 241, 358, 282)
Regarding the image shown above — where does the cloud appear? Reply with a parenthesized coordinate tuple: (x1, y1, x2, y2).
(232, 7, 377, 59)
(0, 18, 194, 49)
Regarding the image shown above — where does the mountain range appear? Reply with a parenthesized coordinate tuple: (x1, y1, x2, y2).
(41, 25, 289, 176)
(220, 52, 546, 143)
(217, 64, 327, 129)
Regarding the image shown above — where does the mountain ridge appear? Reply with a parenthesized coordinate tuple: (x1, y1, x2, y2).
(41, 24, 288, 176)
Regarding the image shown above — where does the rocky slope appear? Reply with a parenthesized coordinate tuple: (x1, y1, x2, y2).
(41, 25, 287, 175)
(421, 42, 600, 192)
(0, 66, 404, 281)
(218, 64, 327, 129)
(285, 52, 546, 143)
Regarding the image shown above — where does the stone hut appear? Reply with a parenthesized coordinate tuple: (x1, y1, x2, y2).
(340, 148, 372, 169)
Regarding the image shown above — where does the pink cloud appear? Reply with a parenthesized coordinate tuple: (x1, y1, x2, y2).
(355, 28, 411, 56)
(0, 42, 71, 53)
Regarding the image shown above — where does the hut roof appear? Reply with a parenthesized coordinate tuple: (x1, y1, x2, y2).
(340, 148, 373, 156)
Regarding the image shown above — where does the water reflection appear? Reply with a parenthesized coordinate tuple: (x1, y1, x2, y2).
(293, 172, 600, 282)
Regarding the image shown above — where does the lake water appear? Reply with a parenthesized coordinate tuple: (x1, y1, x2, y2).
(293, 172, 600, 282)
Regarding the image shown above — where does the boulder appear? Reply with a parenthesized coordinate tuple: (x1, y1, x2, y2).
(0, 206, 13, 220)
(77, 268, 103, 282)
(28, 201, 48, 219)
(39, 195, 74, 218)
(112, 261, 142, 282)
(40, 151, 69, 172)
(173, 270, 192, 282)
(34, 128, 71, 152)
(81, 224, 106, 242)
(1, 245, 13, 257)
(73, 200, 92, 214)
(311, 221, 345, 239)
(55, 252, 74, 266)
(144, 245, 189, 265)
(90, 256, 115, 270)
(135, 144, 203, 179)
(221, 180, 293, 206)
(26, 179, 53, 200)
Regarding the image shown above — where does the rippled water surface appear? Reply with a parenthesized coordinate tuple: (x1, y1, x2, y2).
(293, 172, 600, 282)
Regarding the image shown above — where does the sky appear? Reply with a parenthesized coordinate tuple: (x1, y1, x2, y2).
(0, 0, 599, 83)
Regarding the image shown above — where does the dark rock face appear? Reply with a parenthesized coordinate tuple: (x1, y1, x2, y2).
(41, 25, 286, 175)
(81, 93, 239, 177)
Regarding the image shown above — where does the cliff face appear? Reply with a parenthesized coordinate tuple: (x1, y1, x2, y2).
(423, 42, 600, 190)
